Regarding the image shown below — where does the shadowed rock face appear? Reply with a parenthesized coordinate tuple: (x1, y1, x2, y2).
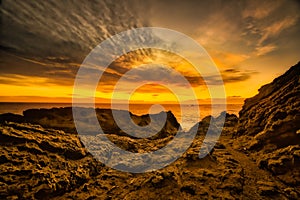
(234, 62, 300, 190)
(237, 62, 300, 148)
(0, 108, 182, 157)
(189, 112, 238, 136)
(1, 108, 180, 139)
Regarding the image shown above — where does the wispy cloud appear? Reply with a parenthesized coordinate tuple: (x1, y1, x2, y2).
(258, 16, 298, 45)
(242, 0, 282, 19)
(255, 44, 277, 56)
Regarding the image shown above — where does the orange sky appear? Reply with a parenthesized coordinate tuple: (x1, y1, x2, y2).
(0, 48, 294, 105)
(0, 50, 245, 104)
(0, 1, 299, 104)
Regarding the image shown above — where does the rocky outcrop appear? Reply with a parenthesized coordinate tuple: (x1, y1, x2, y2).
(234, 62, 300, 192)
(236, 62, 300, 148)
(257, 145, 300, 186)
(0, 111, 297, 199)
(1, 108, 180, 139)
(3, 108, 181, 158)
(0, 122, 100, 199)
(0, 113, 25, 124)
(189, 112, 238, 136)
(0, 119, 264, 199)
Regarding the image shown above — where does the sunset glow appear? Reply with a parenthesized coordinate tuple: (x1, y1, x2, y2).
(1, 1, 299, 105)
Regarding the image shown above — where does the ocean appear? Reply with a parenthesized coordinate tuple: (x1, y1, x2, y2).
(0, 102, 243, 130)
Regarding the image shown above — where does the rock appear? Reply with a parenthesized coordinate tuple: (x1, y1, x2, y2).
(236, 62, 300, 148)
(0, 122, 99, 199)
(151, 175, 164, 185)
(283, 187, 299, 199)
(256, 145, 300, 186)
(258, 186, 277, 196)
(257, 181, 278, 196)
(180, 185, 196, 195)
(0, 113, 24, 123)
(234, 62, 300, 192)
(1, 108, 181, 140)
(188, 112, 238, 136)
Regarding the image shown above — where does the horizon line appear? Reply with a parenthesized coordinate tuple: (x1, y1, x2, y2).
(0, 101, 244, 105)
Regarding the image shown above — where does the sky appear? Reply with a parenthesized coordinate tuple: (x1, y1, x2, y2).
(0, 0, 299, 103)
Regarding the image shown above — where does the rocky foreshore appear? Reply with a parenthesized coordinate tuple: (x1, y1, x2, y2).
(0, 62, 299, 199)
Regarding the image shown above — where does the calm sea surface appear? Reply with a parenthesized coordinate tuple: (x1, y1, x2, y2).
(0, 103, 243, 130)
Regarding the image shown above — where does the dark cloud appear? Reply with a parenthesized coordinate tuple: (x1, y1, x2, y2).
(1, 0, 148, 61)
(222, 68, 258, 83)
(0, 0, 149, 84)
(190, 68, 259, 85)
(0, 52, 78, 86)
(184, 76, 205, 86)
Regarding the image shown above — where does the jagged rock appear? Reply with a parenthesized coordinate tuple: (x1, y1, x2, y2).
(257, 145, 300, 185)
(189, 111, 238, 136)
(0, 122, 99, 199)
(283, 187, 299, 199)
(234, 62, 300, 195)
(236, 62, 300, 148)
(0, 113, 24, 123)
(1, 108, 180, 140)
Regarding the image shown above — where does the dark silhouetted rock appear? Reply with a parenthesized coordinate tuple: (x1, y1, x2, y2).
(0, 113, 24, 123)
(236, 62, 300, 148)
